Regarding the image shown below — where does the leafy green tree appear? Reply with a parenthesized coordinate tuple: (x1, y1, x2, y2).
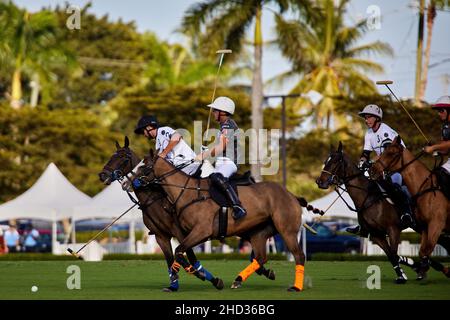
(109, 85, 251, 159)
(0, 104, 120, 201)
(420, 0, 450, 100)
(181, 0, 316, 181)
(0, 1, 75, 108)
(275, 0, 393, 130)
(47, 4, 147, 112)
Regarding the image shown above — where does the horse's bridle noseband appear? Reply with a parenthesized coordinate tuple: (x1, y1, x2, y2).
(103, 149, 133, 182)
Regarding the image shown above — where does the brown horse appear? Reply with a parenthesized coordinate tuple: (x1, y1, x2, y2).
(370, 136, 450, 279)
(316, 142, 450, 282)
(98, 137, 276, 291)
(134, 149, 310, 292)
(99, 137, 225, 291)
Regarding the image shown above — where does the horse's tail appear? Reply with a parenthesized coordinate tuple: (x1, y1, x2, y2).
(296, 197, 325, 216)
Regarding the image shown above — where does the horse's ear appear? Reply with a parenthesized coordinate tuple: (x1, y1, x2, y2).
(115, 141, 121, 150)
(337, 141, 343, 153)
(124, 136, 129, 148)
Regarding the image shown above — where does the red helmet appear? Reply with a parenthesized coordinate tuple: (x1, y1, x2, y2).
(432, 96, 450, 109)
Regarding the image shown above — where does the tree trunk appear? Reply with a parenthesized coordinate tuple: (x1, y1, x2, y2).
(414, 0, 425, 106)
(419, 2, 436, 101)
(250, 5, 263, 182)
(11, 69, 23, 109)
(30, 73, 41, 108)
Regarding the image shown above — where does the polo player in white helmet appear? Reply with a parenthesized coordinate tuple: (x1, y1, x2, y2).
(195, 96, 246, 220)
(346, 104, 414, 236)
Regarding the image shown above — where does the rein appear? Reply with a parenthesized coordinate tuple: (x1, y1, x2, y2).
(375, 149, 443, 202)
(322, 154, 384, 214)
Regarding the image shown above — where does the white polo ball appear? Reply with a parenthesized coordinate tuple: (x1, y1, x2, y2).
(31, 286, 38, 292)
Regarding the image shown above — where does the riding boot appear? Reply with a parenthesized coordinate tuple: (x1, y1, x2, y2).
(210, 173, 247, 220)
(390, 183, 415, 229)
(346, 225, 369, 238)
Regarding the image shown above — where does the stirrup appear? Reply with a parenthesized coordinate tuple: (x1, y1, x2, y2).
(400, 213, 414, 228)
(232, 205, 247, 220)
(346, 225, 361, 235)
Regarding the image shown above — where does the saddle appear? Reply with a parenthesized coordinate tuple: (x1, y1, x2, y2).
(435, 167, 450, 200)
(209, 171, 255, 207)
(208, 171, 255, 241)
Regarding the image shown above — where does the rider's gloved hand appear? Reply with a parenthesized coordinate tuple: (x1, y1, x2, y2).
(358, 159, 367, 170)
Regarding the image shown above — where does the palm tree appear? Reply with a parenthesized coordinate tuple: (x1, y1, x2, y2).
(141, 32, 222, 90)
(274, 0, 393, 129)
(181, 0, 315, 181)
(419, 0, 450, 100)
(0, 1, 75, 108)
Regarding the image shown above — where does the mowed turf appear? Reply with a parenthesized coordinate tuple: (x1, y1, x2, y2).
(0, 260, 449, 300)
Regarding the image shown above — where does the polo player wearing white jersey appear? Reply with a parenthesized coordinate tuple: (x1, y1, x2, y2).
(347, 104, 414, 236)
(134, 115, 199, 175)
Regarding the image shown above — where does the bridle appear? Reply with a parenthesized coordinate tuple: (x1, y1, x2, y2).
(320, 152, 383, 214)
(133, 156, 211, 216)
(103, 149, 134, 182)
(374, 146, 426, 176)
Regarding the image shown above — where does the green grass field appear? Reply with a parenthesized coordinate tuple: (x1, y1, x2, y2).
(1, 260, 449, 300)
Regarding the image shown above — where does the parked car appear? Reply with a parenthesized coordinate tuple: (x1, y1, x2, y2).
(304, 222, 361, 259)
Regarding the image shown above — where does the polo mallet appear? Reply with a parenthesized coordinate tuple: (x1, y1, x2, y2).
(67, 203, 138, 259)
(376, 80, 430, 144)
(205, 49, 232, 137)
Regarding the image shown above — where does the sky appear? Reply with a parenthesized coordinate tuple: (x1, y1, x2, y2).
(13, 0, 450, 104)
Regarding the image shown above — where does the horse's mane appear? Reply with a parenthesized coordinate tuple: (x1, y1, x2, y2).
(341, 152, 383, 197)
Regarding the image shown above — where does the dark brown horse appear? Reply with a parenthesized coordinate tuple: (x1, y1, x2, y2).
(99, 137, 225, 291)
(316, 142, 450, 283)
(133, 149, 311, 292)
(370, 136, 450, 279)
(98, 137, 276, 291)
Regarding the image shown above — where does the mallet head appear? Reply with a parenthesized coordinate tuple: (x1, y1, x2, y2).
(67, 248, 82, 260)
(216, 49, 232, 54)
(376, 80, 393, 85)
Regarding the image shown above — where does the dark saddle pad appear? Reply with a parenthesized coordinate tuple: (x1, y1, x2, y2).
(209, 171, 255, 207)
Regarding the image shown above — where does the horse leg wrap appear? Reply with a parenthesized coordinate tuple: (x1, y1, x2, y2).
(193, 261, 214, 281)
(294, 265, 305, 291)
(238, 259, 260, 282)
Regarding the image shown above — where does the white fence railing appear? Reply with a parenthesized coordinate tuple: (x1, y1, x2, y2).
(363, 240, 448, 256)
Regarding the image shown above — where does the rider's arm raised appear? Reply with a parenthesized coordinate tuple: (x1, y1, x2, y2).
(159, 132, 182, 158)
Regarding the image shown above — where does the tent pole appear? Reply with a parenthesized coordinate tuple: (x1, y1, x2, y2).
(51, 210, 57, 255)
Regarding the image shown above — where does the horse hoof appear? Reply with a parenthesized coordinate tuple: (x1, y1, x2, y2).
(395, 277, 407, 284)
(231, 281, 242, 289)
(162, 287, 178, 292)
(266, 269, 276, 281)
(212, 278, 224, 290)
(287, 286, 301, 292)
(416, 273, 427, 281)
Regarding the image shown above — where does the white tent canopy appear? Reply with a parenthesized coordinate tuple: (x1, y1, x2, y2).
(73, 181, 141, 222)
(0, 163, 91, 221)
(303, 188, 358, 222)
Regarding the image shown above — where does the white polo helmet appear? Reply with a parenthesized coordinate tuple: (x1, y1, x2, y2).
(358, 104, 383, 119)
(207, 96, 235, 115)
(432, 96, 450, 109)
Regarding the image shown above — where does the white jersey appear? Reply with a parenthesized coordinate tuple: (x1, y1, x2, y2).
(443, 159, 450, 174)
(363, 123, 406, 156)
(156, 126, 196, 162)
